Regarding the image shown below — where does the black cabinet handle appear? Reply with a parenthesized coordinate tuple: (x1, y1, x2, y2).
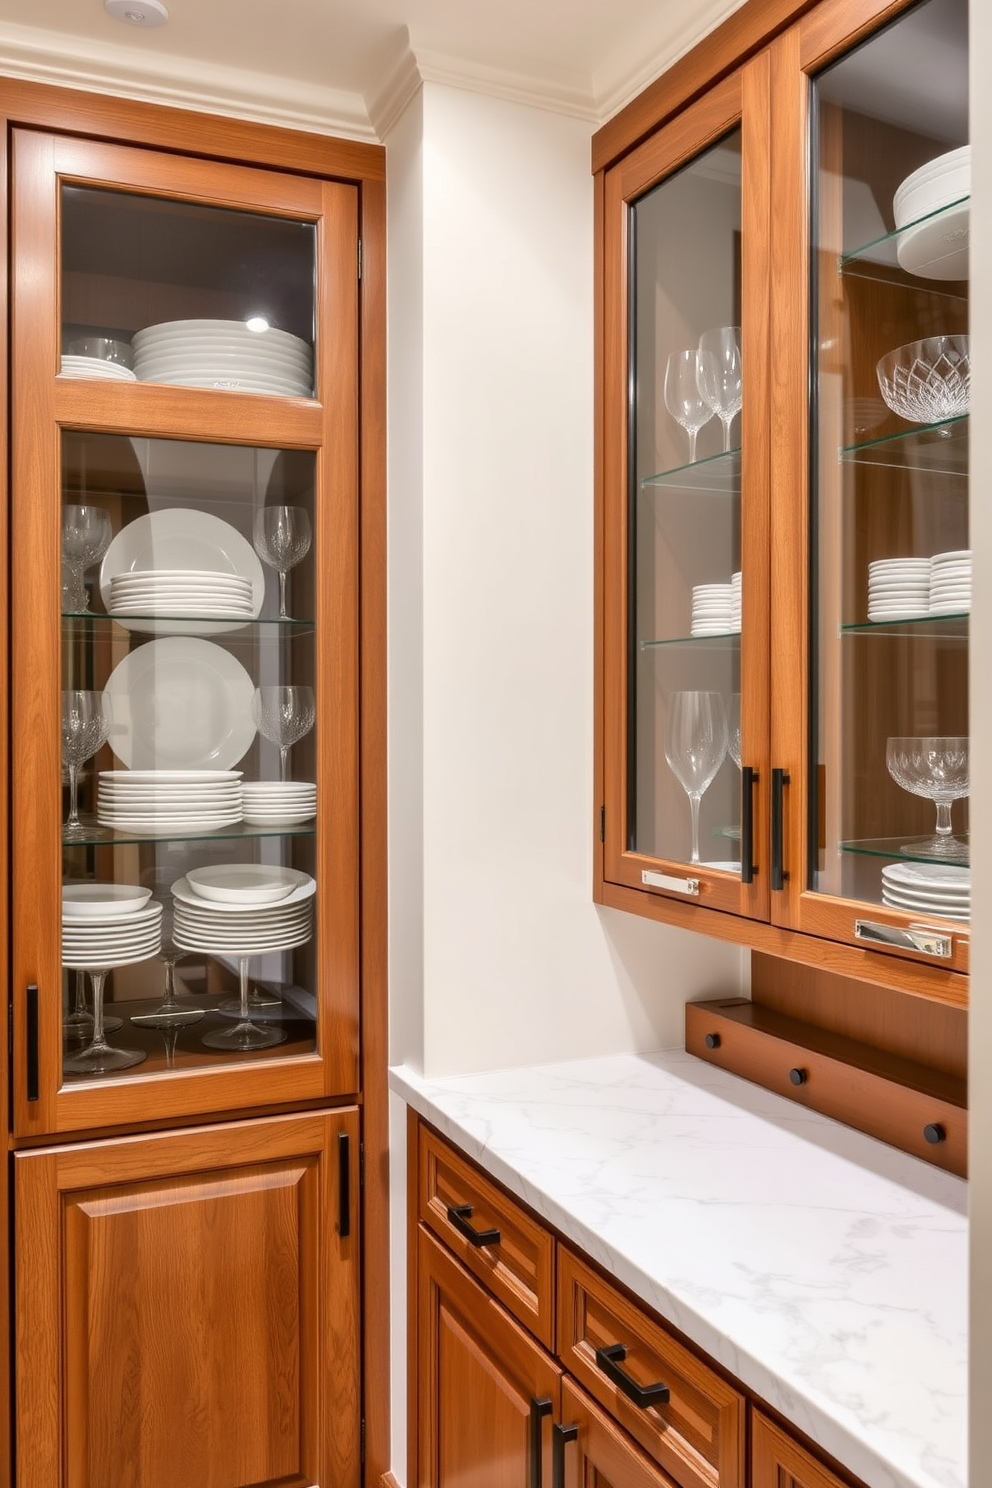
(595, 1343, 670, 1408)
(446, 1202, 500, 1247)
(551, 1423, 578, 1488)
(924, 1123, 946, 1145)
(741, 766, 758, 883)
(771, 767, 790, 891)
(530, 1397, 552, 1488)
(26, 984, 39, 1103)
(338, 1132, 350, 1238)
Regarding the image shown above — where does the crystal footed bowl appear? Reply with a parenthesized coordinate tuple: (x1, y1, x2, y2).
(876, 335, 970, 423)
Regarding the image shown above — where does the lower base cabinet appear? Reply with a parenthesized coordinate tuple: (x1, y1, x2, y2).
(751, 1412, 849, 1488)
(15, 1108, 361, 1488)
(557, 1375, 681, 1487)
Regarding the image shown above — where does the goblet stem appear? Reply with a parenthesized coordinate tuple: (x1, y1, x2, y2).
(935, 802, 954, 837)
(721, 417, 732, 453)
(90, 970, 109, 1050)
(689, 793, 702, 865)
(280, 745, 289, 783)
(687, 428, 698, 464)
(278, 570, 288, 619)
(65, 761, 82, 835)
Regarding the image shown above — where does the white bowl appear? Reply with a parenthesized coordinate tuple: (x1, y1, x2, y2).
(894, 145, 970, 228)
(62, 883, 153, 918)
(186, 864, 305, 904)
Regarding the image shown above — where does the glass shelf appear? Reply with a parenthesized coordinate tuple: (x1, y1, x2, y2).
(840, 415, 968, 475)
(839, 195, 970, 291)
(641, 447, 741, 493)
(641, 632, 741, 650)
(840, 834, 969, 868)
(841, 614, 968, 638)
(63, 819, 315, 848)
(63, 612, 314, 635)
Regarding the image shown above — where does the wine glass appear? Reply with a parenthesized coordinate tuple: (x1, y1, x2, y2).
(696, 327, 743, 452)
(62, 967, 147, 1074)
(252, 506, 312, 619)
(886, 736, 969, 860)
(62, 690, 112, 839)
(728, 693, 742, 770)
(61, 505, 112, 613)
(64, 969, 122, 1038)
(251, 686, 316, 782)
(663, 351, 713, 464)
(130, 904, 204, 1029)
(201, 955, 288, 1052)
(664, 691, 728, 865)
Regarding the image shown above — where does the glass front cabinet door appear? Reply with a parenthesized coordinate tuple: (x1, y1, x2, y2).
(11, 132, 361, 1134)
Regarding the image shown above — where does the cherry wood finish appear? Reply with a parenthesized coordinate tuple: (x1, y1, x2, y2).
(558, 1247, 745, 1488)
(419, 1120, 555, 1348)
(558, 1376, 679, 1488)
(752, 1411, 858, 1488)
(15, 1110, 361, 1488)
(416, 1225, 561, 1488)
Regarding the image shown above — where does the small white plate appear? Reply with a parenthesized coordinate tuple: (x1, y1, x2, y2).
(171, 874, 316, 912)
(186, 864, 306, 905)
(62, 883, 152, 918)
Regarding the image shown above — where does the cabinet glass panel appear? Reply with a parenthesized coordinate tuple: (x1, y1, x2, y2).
(60, 186, 316, 398)
(810, 0, 969, 920)
(630, 129, 743, 870)
(60, 432, 318, 1079)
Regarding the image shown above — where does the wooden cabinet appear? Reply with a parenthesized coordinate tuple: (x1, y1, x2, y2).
(556, 1376, 678, 1488)
(751, 1412, 852, 1488)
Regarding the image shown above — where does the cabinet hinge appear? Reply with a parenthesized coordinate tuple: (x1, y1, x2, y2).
(357, 237, 363, 280)
(600, 804, 605, 843)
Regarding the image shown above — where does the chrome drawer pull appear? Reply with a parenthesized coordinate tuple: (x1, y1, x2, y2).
(854, 920, 953, 958)
(595, 1343, 670, 1408)
(641, 870, 699, 896)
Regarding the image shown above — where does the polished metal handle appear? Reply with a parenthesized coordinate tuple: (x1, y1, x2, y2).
(595, 1343, 671, 1408)
(641, 870, 699, 896)
(770, 768, 789, 890)
(741, 766, 758, 883)
(854, 920, 953, 958)
(552, 1423, 578, 1488)
(530, 1397, 552, 1488)
(446, 1203, 500, 1247)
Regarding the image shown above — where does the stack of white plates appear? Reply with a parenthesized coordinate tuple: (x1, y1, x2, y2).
(61, 354, 137, 381)
(730, 571, 742, 630)
(894, 145, 970, 281)
(108, 570, 255, 619)
(929, 549, 971, 614)
(97, 769, 243, 834)
(133, 319, 313, 398)
(881, 861, 970, 922)
(691, 582, 736, 636)
(62, 886, 163, 968)
(242, 781, 317, 825)
(867, 557, 931, 621)
(171, 870, 316, 955)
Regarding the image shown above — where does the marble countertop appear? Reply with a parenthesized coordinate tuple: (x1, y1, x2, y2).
(390, 1050, 967, 1488)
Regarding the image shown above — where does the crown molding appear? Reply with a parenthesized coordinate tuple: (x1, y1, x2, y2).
(0, 17, 376, 141)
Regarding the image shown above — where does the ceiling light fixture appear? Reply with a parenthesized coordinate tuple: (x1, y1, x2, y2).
(104, 0, 169, 27)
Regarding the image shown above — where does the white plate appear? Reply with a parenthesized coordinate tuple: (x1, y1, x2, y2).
(242, 782, 316, 794)
(133, 318, 311, 350)
(186, 864, 307, 904)
(104, 637, 255, 770)
(134, 345, 312, 375)
(174, 912, 313, 937)
(137, 371, 312, 396)
(60, 356, 137, 380)
(134, 353, 312, 384)
(62, 949, 162, 969)
(243, 814, 316, 826)
(62, 901, 162, 926)
(894, 146, 970, 226)
(99, 787, 242, 800)
(102, 769, 243, 783)
(63, 932, 164, 953)
(896, 201, 969, 280)
(62, 883, 152, 917)
(171, 873, 315, 912)
(932, 550, 971, 563)
(869, 558, 931, 569)
(881, 862, 970, 889)
(881, 897, 969, 921)
(101, 510, 264, 633)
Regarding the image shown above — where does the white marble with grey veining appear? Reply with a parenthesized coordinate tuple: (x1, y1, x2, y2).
(390, 1051, 967, 1488)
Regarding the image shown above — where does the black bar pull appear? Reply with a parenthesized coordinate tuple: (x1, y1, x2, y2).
(26, 984, 39, 1103)
(338, 1132, 350, 1238)
(446, 1202, 500, 1247)
(771, 767, 790, 891)
(551, 1423, 578, 1488)
(741, 766, 758, 884)
(530, 1397, 552, 1488)
(595, 1343, 670, 1408)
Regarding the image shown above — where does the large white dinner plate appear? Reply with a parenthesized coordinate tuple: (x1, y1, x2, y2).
(101, 510, 264, 635)
(881, 861, 970, 891)
(133, 318, 311, 350)
(137, 370, 313, 397)
(63, 949, 162, 969)
(135, 351, 312, 381)
(171, 873, 315, 911)
(135, 343, 312, 373)
(61, 355, 137, 380)
(104, 637, 255, 770)
(99, 787, 241, 801)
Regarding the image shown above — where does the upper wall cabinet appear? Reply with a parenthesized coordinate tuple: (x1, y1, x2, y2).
(10, 132, 361, 1135)
(596, 0, 970, 996)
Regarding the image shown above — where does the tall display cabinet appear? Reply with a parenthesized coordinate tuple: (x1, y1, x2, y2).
(0, 83, 387, 1485)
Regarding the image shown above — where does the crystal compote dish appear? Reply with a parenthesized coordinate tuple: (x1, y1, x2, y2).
(875, 335, 970, 423)
(885, 735, 969, 861)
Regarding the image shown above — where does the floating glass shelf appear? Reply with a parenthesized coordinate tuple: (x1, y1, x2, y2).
(839, 195, 969, 292)
(641, 631, 741, 650)
(841, 613, 968, 638)
(63, 612, 314, 635)
(641, 446, 741, 494)
(840, 415, 967, 476)
(63, 819, 316, 848)
(840, 834, 969, 869)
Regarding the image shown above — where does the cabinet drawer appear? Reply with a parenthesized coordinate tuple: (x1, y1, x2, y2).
(419, 1123, 554, 1348)
(558, 1246, 745, 1488)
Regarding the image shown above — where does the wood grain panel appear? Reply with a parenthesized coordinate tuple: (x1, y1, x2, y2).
(751, 1410, 859, 1488)
(560, 1375, 678, 1488)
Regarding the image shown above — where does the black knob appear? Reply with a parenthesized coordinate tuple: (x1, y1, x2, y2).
(923, 1123, 946, 1145)
(704, 1033, 721, 1049)
(788, 1067, 808, 1086)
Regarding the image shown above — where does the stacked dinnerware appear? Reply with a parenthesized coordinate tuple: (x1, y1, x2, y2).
(133, 319, 313, 398)
(881, 861, 970, 922)
(242, 781, 317, 825)
(98, 769, 243, 833)
(690, 582, 736, 636)
(62, 885, 163, 967)
(867, 557, 931, 621)
(60, 355, 137, 381)
(929, 549, 971, 614)
(171, 868, 316, 953)
(107, 569, 255, 619)
(730, 571, 742, 631)
(893, 145, 970, 281)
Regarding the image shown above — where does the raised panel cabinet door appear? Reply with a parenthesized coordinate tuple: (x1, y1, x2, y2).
(751, 1411, 853, 1488)
(416, 1225, 561, 1488)
(15, 1108, 360, 1488)
(556, 1376, 679, 1488)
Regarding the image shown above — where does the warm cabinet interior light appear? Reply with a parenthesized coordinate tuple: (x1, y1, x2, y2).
(104, 0, 169, 27)
(245, 317, 270, 333)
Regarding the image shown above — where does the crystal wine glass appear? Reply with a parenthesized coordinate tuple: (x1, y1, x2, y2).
(201, 954, 288, 1052)
(130, 904, 204, 1029)
(61, 690, 112, 839)
(886, 736, 969, 860)
(251, 686, 316, 782)
(663, 351, 713, 464)
(664, 691, 728, 865)
(728, 693, 742, 770)
(62, 967, 147, 1074)
(252, 506, 312, 619)
(64, 969, 122, 1038)
(696, 327, 743, 452)
(61, 505, 112, 613)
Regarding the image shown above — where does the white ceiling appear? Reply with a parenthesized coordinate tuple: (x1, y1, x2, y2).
(0, 0, 744, 140)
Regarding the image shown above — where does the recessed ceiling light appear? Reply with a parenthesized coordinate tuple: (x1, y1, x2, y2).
(104, 0, 169, 27)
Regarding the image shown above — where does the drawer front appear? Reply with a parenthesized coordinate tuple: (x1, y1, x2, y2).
(419, 1122, 555, 1347)
(557, 1247, 745, 1488)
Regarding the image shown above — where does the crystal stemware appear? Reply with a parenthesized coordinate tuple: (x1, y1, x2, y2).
(251, 685, 316, 782)
(201, 955, 288, 1052)
(696, 327, 743, 452)
(61, 505, 112, 613)
(130, 905, 204, 1029)
(61, 690, 112, 839)
(728, 693, 742, 770)
(664, 691, 728, 865)
(252, 506, 312, 619)
(62, 967, 147, 1074)
(663, 351, 713, 464)
(63, 968, 122, 1038)
(885, 736, 969, 860)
